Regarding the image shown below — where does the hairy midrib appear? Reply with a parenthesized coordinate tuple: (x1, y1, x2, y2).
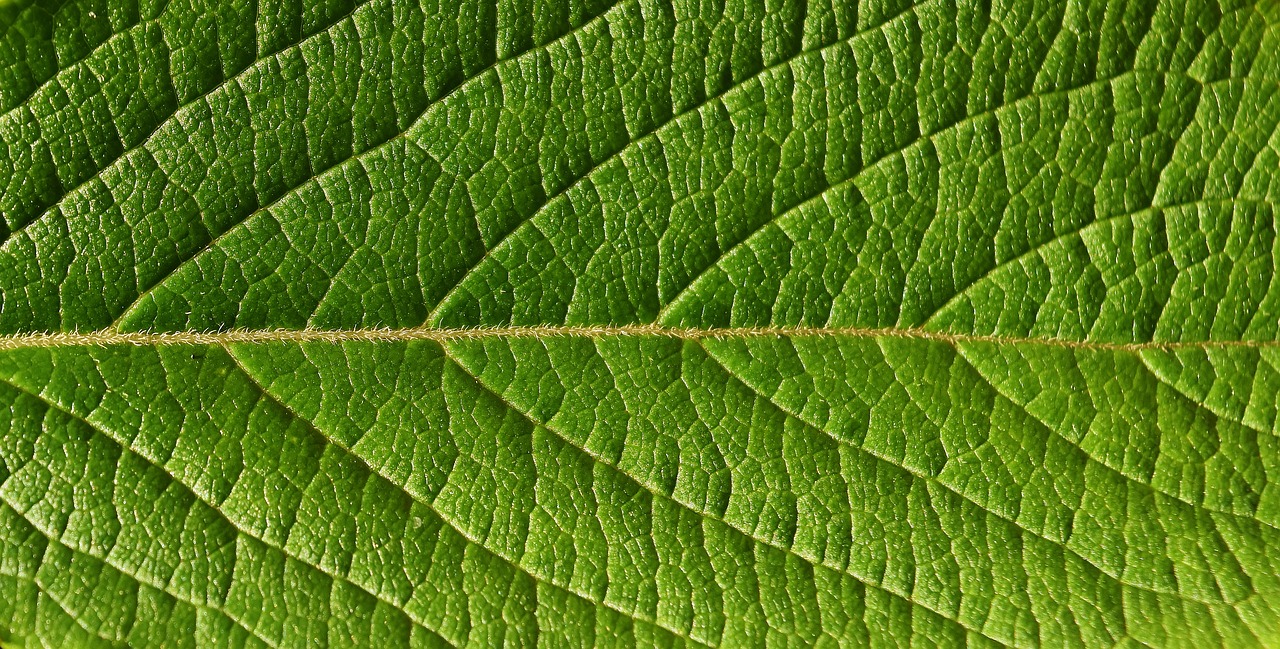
(0, 325, 1274, 351)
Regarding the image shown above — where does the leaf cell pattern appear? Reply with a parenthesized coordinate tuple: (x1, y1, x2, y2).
(1, 0, 1280, 646)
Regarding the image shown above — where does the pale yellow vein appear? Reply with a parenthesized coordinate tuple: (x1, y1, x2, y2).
(0, 324, 1275, 351)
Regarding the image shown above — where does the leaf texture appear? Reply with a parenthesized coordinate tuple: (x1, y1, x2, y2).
(1, 0, 1280, 646)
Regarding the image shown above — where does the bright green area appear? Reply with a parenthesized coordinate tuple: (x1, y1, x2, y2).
(4, 339, 1280, 647)
(1, 0, 1280, 646)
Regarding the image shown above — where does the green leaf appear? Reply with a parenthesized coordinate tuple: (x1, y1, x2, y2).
(1, 0, 1279, 646)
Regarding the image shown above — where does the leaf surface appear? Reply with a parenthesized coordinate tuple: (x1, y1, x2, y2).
(2, 0, 1280, 646)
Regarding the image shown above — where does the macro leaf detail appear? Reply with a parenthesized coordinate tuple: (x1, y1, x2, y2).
(1, 0, 1279, 646)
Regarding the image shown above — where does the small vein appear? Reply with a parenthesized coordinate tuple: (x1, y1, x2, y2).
(222, 346, 710, 649)
(0, 0, 372, 243)
(1135, 348, 1278, 442)
(0, 6, 155, 126)
(921, 196, 1279, 328)
(656, 72, 1280, 322)
(0, 373, 458, 647)
(426, 0, 934, 323)
(0, 561, 137, 648)
(697, 343, 1233, 609)
(0, 503, 274, 647)
(108, 0, 624, 329)
(440, 342, 1017, 648)
(0, 379, 286, 648)
(954, 342, 1280, 535)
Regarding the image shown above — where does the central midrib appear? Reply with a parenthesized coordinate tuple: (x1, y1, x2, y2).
(0, 325, 1274, 351)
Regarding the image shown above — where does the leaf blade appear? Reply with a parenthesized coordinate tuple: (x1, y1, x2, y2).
(5, 0, 1280, 646)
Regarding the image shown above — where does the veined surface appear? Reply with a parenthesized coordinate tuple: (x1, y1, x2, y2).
(1, 0, 1280, 646)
